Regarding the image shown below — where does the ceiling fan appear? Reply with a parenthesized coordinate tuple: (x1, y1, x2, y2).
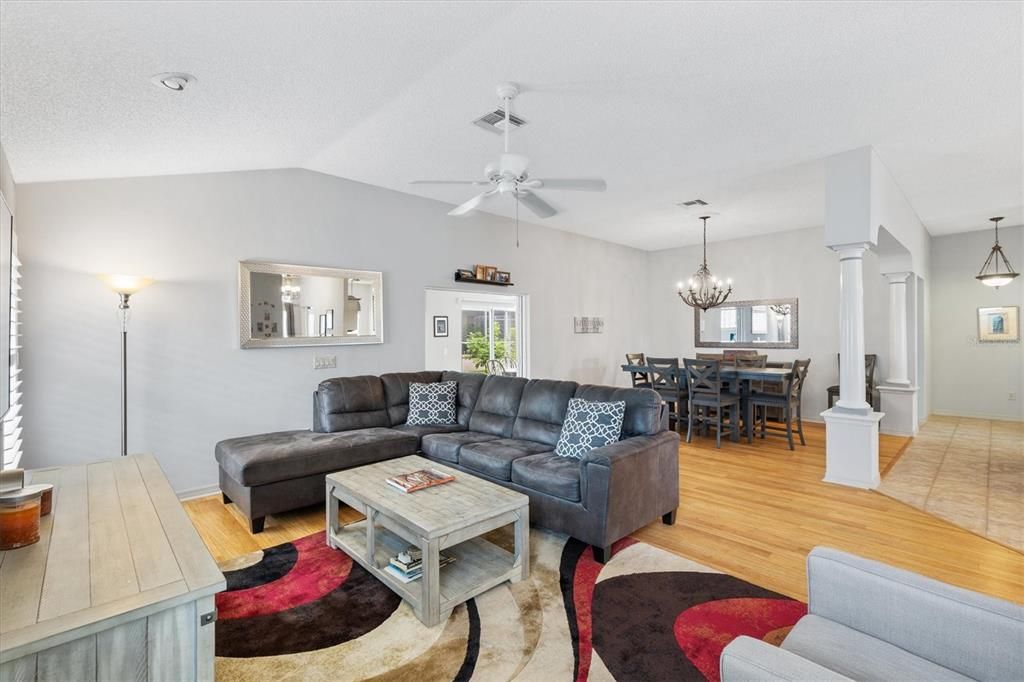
(410, 82, 606, 220)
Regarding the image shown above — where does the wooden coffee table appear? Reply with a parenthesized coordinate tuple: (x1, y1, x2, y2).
(325, 455, 529, 626)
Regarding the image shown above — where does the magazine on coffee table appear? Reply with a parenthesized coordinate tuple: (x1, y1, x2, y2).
(385, 468, 455, 493)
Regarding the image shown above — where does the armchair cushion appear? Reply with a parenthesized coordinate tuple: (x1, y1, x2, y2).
(720, 636, 851, 682)
(781, 615, 971, 682)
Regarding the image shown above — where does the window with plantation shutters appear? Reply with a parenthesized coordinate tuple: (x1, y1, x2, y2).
(2, 232, 20, 469)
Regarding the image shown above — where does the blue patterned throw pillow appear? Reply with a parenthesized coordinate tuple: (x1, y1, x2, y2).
(555, 398, 626, 459)
(406, 381, 458, 426)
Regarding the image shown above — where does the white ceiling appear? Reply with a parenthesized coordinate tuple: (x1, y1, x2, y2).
(1, 1, 1021, 250)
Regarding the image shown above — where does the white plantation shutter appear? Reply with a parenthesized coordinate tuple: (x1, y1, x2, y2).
(3, 236, 21, 469)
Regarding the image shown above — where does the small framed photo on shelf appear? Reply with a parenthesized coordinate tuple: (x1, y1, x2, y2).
(977, 306, 1020, 343)
(433, 315, 449, 337)
(475, 264, 498, 281)
(456, 268, 474, 280)
(495, 271, 511, 284)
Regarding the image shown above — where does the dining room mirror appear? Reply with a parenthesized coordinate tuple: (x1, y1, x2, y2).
(239, 261, 383, 348)
(694, 298, 798, 349)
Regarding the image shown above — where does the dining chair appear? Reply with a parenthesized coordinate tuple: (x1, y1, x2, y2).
(625, 352, 652, 388)
(826, 354, 879, 409)
(734, 355, 768, 426)
(752, 358, 811, 450)
(683, 358, 741, 449)
(648, 356, 685, 432)
(696, 352, 724, 361)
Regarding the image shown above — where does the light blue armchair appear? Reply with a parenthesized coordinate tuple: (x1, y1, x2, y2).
(721, 547, 1024, 681)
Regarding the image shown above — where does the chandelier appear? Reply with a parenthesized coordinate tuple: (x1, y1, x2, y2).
(976, 216, 1018, 288)
(769, 303, 791, 316)
(678, 216, 732, 311)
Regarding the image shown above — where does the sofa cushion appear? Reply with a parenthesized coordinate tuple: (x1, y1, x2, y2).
(511, 453, 583, 502)
(468, 375, 528, 437)
(573, 385, 664, 437)
(459, 438, 552, 481)
(442, 371, 487, 427)
(380, 372, 444, 424)
(782, 615, 972, 682)
(511, 379, 578, 446)
(420, 431, 500, 464)
(406, 381, 458, 425)
(555, 398, 625, 459)
(215, 428, 418, 487)
(391, 423, 466, 446)
(315, 376, 390, 432)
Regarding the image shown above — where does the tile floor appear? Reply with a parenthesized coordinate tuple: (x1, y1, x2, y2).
(879, 416, 1024, 551)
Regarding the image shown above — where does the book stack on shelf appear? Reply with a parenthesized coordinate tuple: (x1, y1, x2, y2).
(385, 546, 455, 583)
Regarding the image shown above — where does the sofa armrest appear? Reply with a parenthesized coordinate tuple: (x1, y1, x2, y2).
(806, 547, 1024, 681)
(580, 430, 680, 546)
(720, 636, 851, 682)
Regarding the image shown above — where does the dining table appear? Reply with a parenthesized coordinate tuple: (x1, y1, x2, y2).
(621, 362, 792, 443)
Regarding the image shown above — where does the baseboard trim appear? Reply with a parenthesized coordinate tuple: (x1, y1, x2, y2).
(177, 483, 220, 501)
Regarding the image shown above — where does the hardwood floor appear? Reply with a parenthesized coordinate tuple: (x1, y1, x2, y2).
(183, 422, 1024, 604)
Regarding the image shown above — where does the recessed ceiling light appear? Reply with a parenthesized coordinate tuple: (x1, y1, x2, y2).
(150, 72, 196, 91)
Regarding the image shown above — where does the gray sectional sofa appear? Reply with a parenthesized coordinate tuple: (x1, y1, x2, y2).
(216, 371, 680, 561)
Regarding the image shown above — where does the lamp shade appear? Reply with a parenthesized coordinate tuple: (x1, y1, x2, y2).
(98, 274, 154, 295)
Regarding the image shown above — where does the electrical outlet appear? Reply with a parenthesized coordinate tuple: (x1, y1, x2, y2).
(313, 356, 337, 370)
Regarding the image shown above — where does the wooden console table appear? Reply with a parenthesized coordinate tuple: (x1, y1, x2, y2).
(0, 454, 225, 681)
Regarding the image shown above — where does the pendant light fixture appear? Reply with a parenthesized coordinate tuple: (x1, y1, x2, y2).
(976, 216, 1018, 288)
(677, 215, 732, 311)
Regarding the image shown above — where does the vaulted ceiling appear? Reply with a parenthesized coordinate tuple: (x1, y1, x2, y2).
(1, 1, 1020, 249)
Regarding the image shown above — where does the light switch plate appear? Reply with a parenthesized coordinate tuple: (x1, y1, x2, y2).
(314, 356, 337, 370)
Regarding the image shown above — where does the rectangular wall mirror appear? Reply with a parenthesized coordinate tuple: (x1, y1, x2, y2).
(239, 261, 383, 348)
(694, 297, 798, 349)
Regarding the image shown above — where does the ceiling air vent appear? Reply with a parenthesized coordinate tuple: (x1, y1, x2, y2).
(678, 198, 709, 207)
(473, 108, 527, 134)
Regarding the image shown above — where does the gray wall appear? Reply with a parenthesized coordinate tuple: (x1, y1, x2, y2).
(16, 169, 650, 493)
(0, 141, 14, 215)
(644, 226, 892, 421)
(930, 225, 1023, 420)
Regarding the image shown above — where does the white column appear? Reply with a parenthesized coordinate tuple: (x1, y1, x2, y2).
(835, 243, 871, 413)
(885, 271, 910, 386)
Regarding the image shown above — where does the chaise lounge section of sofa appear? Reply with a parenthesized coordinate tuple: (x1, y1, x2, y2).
(215, 371, 680, 561)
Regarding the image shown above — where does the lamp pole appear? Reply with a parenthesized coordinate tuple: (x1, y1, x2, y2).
(118, 293, 130, 457)
(99, 275, 153, 457)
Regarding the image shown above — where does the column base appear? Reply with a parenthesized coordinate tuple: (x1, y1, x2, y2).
(820, 408, 885, 489)
(877, 385, 919, 437)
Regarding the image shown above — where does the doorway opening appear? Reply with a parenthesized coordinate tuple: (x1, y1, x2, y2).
(424, 288, 529, 377)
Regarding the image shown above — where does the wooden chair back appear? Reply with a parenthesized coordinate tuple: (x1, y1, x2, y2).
(696, 352, 724, 361)
(683, 358, 724, 399)
(646, 357, 680, 391)
(625, 352, 650, 387)
(835, 353, 879, 390)
(734, 354, 767, 368)
(789, 358, 811, 403)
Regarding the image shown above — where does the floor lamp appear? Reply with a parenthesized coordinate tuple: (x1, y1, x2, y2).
(99, 275, 154, 457)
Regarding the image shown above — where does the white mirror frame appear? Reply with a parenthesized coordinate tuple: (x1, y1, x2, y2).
(239, 261, 384, 349)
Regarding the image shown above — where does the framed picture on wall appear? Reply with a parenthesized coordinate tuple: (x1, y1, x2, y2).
(433, 315, 449, 337)
(977, 306, 1019, 343)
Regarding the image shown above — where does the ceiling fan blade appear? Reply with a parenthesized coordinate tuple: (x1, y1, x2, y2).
(517, 191, 557, 219)
(524, 178, 606, 192)
(410, 180, 490, 185)
(448, 189, 498, 216)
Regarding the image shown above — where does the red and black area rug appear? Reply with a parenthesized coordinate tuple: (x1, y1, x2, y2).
(215, 529, 805, 681)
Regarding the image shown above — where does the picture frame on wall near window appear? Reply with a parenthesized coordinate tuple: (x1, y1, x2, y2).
(433, 315, 448, 337)
(977, 306, 1020, 343)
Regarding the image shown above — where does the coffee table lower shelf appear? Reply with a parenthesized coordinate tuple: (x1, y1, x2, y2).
(327, 514, 528, 626)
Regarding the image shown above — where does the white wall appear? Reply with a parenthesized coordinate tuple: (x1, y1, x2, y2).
(930, 225, 1023, 420)
(16, 169, 650, 493)
(645, 225, 891, 421)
